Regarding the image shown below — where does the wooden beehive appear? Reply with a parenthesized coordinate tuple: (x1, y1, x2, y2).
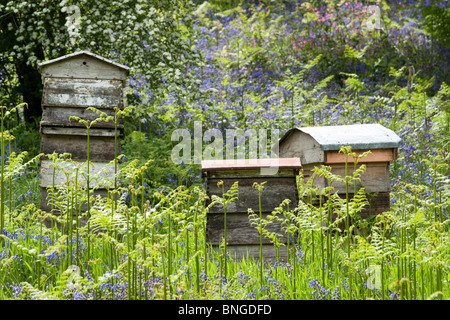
(279, 124, 401, 218)
(202, 158, 302, 261)
(37, 51, 129, 224)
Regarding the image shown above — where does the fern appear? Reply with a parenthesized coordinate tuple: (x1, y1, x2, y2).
(344, 45, 369, 61)
(20, 282, 58, 300)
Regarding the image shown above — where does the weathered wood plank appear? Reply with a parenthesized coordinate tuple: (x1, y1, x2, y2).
(42, 78, 123, 108)
(39, 159, 119, 189)
(39, 54, 128, 80)
(40, 134, 119, 161)
(41, 106, 124, 129)
(206, 177, 298, 214)
(361, 191, 391, 218)
(40, 188, 113, 229)
(300, 163, 391, 193)
(43, 214, 89, 230)
(278, 130, 324, 165)
(205, 169, 298, 179)
(40, 187, 111, 213)
(210, 244, 289, 262)
(201, 158, 301, 171)
(325, 148, 395, 164)
(335, 191, 391, 218)
(299, 165, 327, 190)
(206, 212, 289, 245)
(304, 192, 391, 220)
(41, 126, 119, 137)
(328, 163, 391, 193)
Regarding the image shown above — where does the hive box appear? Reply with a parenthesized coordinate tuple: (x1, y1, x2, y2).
(202, 158, 301, 261)
(279, 123, 401, 217)
(38, 51, 129, 225)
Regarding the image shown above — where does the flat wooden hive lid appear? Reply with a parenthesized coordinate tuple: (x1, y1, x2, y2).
(201, 158, 301, 172)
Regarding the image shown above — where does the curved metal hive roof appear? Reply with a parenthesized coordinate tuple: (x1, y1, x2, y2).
(280, 123, 401, 151)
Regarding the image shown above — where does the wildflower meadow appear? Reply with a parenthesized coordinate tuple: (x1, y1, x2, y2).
(0, 0, 449, 304)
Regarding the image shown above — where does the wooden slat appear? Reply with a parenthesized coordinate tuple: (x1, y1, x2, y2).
(205, 168, 298, 179)
(40, 134, 120, 162)
(304, 191, 391, 220)
(43, 214, 89, 229)
(300, 163, 391, 193)
(300, 165, 327, 191)
(325, 148, 396, 164)
(210, 244, 289, 262)
(201, 158, 301, 172)
(362, 191, 391, 218)
(39, 159, 119, 189)
(42, 78, 123, 108)
(328, 163, 391, 193)
(206, 212, 289, 245)
(206, 177, 298, 214)
(40, 188, 111, 213)
(41, 106, 124, 130)
(40, 188, 112, 228)
(41, 126, 118, 137)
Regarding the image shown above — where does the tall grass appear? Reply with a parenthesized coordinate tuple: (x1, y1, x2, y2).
(0, 104, 449, 300)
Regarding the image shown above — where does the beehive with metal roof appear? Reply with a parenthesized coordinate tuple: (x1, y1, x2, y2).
(279, 124, 401, 217)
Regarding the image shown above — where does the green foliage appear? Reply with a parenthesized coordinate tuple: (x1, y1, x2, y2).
(421, 4, 450, 47)
(0, 147, 449, 300)
(0, 0, 203, 123)
(0, 0, 449, 301)
(121, 130, 200, 191)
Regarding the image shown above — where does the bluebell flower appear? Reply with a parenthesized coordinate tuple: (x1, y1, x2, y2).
(73, 290, 87, 300)
(0, 249, 8, 260)
(308, 279, 318, 288)
(308, 279, 330, 299)
(331, 287, 341, 300)
(8, 283, 22, 298)
(247, 292, 256, 299)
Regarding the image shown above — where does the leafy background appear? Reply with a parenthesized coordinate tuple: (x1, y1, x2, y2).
(0, 0, 449, 300)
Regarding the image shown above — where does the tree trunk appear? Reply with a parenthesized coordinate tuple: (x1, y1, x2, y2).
(14, 53, 44, 127)
(1, 9, 43, 127)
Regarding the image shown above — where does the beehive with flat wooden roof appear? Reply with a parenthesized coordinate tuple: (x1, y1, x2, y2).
(279, 124, 401, 217)
(202, 158, 301, 261)
(37, 51, 129, 225)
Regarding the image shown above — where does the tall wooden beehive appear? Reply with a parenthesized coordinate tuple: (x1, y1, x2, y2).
(37, 51, 129, 223)
(202, 158, 301, 261)
(279, 124, 401, 218)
